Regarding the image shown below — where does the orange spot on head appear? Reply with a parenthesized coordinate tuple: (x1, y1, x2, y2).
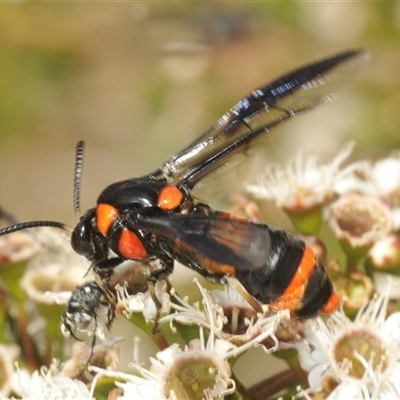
(118, 228, 147, 259)
(97, 203, 119, 236)
(158, 185, 183, 211)
(321, 292, 340, 314)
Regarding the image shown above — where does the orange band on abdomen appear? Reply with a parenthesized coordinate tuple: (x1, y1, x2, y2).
(269, 244, 316, 312)
(321, 291, 340, 314)
(282, 244, 315, 297)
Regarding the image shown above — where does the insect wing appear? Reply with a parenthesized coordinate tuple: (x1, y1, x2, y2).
(136, 214, 271, 272)
(158, 49, 369, 198)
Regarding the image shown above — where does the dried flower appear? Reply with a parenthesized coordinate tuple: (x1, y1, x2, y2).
(61, 340, 120, 380)
(328, 194, 392, 269)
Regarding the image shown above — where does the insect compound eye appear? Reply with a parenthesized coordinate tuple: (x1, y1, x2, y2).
(157, 185, 184, 211)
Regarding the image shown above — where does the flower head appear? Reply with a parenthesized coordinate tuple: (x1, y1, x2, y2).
(90, 329, 236, 400)
(369, 234, 400, 276)
(336, 153, 400, 230)
(21, 264, 88, 305)
(114, 261, 171, 322)
(328, 194, 392, 255)
(9, 362, 91, 400)
(61, 339, 120, 380)
(297, 281, 400, 399)
(162, 279, 286, 349)
(0, 231, 40, 266)
(247, 142, 356, 212)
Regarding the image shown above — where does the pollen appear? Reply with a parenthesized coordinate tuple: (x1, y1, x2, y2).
(333, 328, 388, 379)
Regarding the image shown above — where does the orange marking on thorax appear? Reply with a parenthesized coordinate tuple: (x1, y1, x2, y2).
(118, 228, 147, 259)
(97, 203, 119, 236)
(158, 185, 183, 210)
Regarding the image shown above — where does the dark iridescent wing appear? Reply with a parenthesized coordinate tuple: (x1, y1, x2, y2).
(156, 49, 369, 199)
(136, 214, 270, 271)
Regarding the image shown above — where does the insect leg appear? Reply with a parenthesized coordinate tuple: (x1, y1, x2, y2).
(225, 276, 264, 313)
(93, 257, 125, 281)
(148, 254, 174, 283)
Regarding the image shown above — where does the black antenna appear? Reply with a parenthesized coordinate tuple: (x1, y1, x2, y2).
(74, 141, 85, 220)
(0, 220, 71, 236)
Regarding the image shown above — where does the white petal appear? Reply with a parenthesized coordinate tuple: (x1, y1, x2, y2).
(306, 364, 325, 388)
(382, 312, 400, 341)
(327, 379, 364, 400)
(118, 382, 164, 400)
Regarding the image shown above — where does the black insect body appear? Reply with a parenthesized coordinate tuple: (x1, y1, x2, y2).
(61, 280, 116, 369)
(0, 49, 369, 325)
(61, 281, 115, 341)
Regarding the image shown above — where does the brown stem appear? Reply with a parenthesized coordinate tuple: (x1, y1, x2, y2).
(246, 369, 299, 400)
(17, 305, 38, 370)
(152, 331, 170, 350)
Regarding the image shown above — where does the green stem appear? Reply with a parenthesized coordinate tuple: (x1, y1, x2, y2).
(125, 312, 170, 350)
(345, 252, 364, 273)
(38, 304, 66, 365)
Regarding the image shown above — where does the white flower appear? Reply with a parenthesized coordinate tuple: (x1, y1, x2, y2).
(22, 264, 89, 305)
(90, 288, 286, 400)
(116, 272, 171, 322)
(7, 364, 91, 400)
(297, 281, 400, 399)
(0, 231, 40, 265)
(373, 272, 400, 300)
(90, 328, 236, 400)
(336, 153, 400, 230)
(247, 142, 357, 211)
(336, 153, 400, 198)
(26, 227, 87, 270)
(0, 345, 19, 396)
(162, 278, 286, 349)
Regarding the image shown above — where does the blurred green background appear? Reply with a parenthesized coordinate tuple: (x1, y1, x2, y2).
(1, 2, 400, 388)
(1, 2, 400, 224)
